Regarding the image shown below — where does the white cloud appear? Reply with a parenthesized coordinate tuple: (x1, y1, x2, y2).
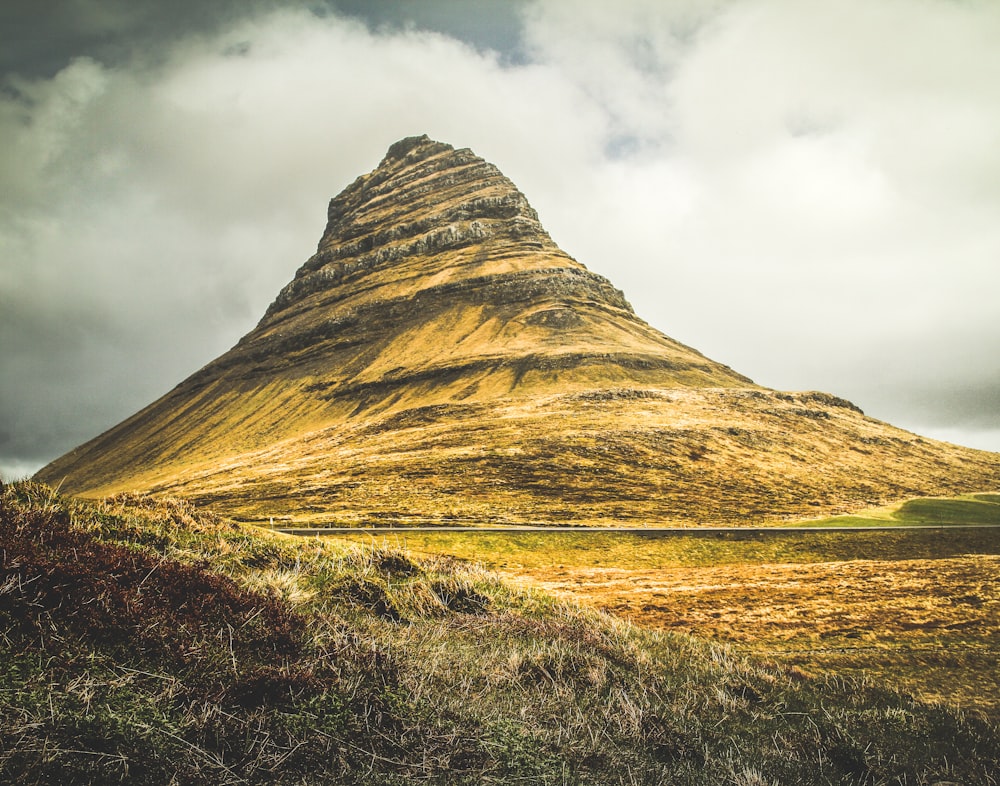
(521, 0, 731, 147)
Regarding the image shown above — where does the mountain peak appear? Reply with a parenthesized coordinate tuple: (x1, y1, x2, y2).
(243, 135, 743, 399)
(381, 133, 450, 163)
(266, 134, 559, 322)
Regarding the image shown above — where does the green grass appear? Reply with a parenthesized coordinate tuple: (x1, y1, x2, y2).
(791, 492, 1000, 528)
(895, 494, 1000, 524)
(340, 526, 1000, 570)
(3, 480, 1000, 784)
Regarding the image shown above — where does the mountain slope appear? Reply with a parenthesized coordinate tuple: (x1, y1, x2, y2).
(36, 135, 1000, 524)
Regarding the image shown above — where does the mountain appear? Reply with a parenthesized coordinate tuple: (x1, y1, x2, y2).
(36, 135, 1000, 525)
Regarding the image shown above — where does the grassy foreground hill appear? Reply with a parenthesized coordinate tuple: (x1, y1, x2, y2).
(3, 480, 999, 785)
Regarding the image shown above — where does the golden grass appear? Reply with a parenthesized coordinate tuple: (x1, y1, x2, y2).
(333, 527, 1000, 716)
(55, 386, 1000, 535)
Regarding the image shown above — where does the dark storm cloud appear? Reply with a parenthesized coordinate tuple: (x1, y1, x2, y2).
(0, 0, 527, 80)
(0, 0, 271, 77)
(327, 0, 528, 59)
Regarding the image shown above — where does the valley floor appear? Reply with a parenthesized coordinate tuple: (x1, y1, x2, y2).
(343, 526, 1000, 717)
(508, 554, 1000, 715)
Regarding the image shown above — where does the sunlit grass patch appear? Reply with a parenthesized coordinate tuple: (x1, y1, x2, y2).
(895, 495, 1000, 524)
(340, 525, 1000, 569)
(792, 491, 1000, 528)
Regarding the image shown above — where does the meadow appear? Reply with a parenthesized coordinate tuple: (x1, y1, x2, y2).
(336, 505, 1000, 717)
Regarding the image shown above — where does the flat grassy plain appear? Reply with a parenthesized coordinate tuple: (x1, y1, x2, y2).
(792, 492, 1000, 527)
(339, 510, 1000, 717)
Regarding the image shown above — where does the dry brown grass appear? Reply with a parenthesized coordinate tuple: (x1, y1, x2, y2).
(512, 557, 1000, 709)
(367, 527, 1000, 717)
(7, 481, 1000, 785)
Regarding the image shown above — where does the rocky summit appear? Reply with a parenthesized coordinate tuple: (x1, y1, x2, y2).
(37, 135, 1000, 525)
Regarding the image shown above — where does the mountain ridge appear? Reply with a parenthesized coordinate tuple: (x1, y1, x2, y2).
(36, 135, 1000, 524)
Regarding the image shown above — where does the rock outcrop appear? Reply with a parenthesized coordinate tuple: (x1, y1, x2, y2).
(36, 136, 1000, 525)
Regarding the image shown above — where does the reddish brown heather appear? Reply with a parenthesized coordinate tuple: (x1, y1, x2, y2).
(0, 488, 310, 707)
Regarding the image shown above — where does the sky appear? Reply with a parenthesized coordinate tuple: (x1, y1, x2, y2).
(2, 0, 999, 480)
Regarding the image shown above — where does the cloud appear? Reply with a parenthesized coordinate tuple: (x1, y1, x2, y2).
(521, 0, 731, 149)
(2, 0, 999, 480)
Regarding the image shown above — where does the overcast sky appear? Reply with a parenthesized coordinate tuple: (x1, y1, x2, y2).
(2, 0, 999, 480)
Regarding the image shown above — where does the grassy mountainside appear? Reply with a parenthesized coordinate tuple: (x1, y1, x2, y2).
(36, 136, 751, 509)
(37, 383, 1000, 528)
(35, 136, 1000, 525)
(3, 480, 999, 785)
(131, 389, 1000, 526)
